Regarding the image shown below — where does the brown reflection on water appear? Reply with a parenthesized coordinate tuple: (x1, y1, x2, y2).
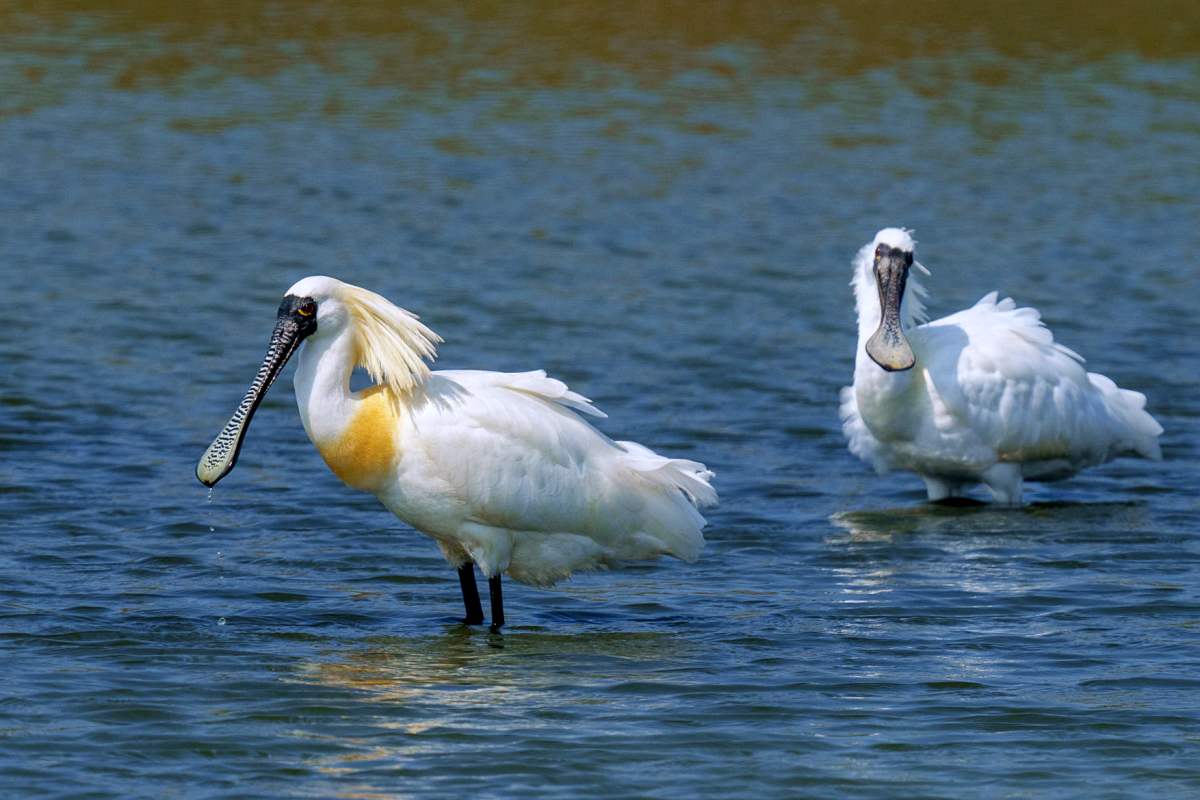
(300, 627, 687, 706)
(5, 1, 1199, 101)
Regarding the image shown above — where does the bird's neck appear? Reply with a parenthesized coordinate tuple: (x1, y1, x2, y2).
(293, 326, 404, 493)
(852, 267, 919, 436)
(293, 326, 358, 445)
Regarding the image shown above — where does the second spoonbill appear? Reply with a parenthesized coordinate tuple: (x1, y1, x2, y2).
(840, 228, 1162, 506)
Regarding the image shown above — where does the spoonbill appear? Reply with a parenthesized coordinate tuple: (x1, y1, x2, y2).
(197, 276, 716, 628)
(840, 228, 1162, 506)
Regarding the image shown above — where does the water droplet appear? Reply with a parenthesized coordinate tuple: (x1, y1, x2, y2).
(216, 551, 223, 560)
(207, 487, 214, 504)
(217, 617, 226, 626)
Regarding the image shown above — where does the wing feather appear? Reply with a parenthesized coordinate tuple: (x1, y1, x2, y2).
(918, 294, 1158, 465)
(496, 369, 608, 418)
(405, 370, 712, 555)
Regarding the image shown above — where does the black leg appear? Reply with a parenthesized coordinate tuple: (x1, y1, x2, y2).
(458, 562, 484, 625)
(488, 574, 505, 630)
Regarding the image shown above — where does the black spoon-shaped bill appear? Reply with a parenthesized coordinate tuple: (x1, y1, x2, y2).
(865, 248, 916, 372)
(195, 296, 317, 487)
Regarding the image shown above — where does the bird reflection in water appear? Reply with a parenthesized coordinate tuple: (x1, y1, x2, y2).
(297, 627, 689, 704)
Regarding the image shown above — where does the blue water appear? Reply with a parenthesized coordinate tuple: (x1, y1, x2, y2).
(1, 5, 1198, 798)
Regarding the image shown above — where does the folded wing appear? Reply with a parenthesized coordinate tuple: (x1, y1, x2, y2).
(920, 293, 1161, 469)
(409, 370, 715, 568)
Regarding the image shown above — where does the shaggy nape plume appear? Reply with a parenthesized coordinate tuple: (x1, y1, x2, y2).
(341, 284, 442, 396)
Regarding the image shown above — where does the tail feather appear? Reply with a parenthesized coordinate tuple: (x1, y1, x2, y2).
(1088, 372, 1164, 460)
(609, 439, 716, 564)
(617, 440, 718, 508)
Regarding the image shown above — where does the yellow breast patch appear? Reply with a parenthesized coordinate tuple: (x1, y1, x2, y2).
(316, 385, 399, 492)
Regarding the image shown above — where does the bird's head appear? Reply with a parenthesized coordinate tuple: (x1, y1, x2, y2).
(863, 228, 924, 372)
(193, 278, 329, 487)
(195, 276, 439, 488)
(277, 274, 365, 346)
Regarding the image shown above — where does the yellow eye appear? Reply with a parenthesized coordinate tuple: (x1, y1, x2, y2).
(297, 302, 316, 317)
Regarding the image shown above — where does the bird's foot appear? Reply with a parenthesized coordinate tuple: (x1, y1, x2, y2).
(930, 496, 987, 508)
(488, 575, 505, 631)
(922, 475, 977, 503)
(981, 463, 1024, 507)
(457, 562, 485, 625)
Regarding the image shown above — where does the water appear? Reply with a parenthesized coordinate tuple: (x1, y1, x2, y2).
(1, 4, 1198, 797)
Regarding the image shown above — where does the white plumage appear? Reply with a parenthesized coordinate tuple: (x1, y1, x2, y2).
(840, 228, 1162, 505)
(285, 277, 716, 590)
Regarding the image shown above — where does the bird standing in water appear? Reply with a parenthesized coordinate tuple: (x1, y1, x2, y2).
(198, 276, 716, 628)
(841, 228, 1162, 505)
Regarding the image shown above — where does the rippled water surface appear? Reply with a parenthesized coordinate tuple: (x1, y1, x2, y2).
(2, 3, 1198, 797)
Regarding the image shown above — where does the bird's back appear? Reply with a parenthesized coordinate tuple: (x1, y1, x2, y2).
(917, 292, 1162, 473)
(384, 369, 715, 583)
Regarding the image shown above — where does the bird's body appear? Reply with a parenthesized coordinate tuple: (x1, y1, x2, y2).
(198, 276, 715, 625)
(296, 351, 714, 587)
(841, 228, 1161, 505)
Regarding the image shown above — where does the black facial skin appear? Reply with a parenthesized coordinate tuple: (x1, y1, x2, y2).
(195, 295, 318, 487)
(864, 245, 916, 372)
(278, 294, 319, 338)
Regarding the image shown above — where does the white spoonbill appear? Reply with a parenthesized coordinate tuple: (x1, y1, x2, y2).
(197, 276, 716, 628)
(840, 228, 1162, 506)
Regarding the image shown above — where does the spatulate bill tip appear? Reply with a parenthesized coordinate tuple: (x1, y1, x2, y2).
(196, 439, 237, 487)
(195, 459, 227, 488)
(865, 330, 915, 372)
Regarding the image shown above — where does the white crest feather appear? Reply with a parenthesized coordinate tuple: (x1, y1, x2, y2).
(338, 283, 442, 396)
